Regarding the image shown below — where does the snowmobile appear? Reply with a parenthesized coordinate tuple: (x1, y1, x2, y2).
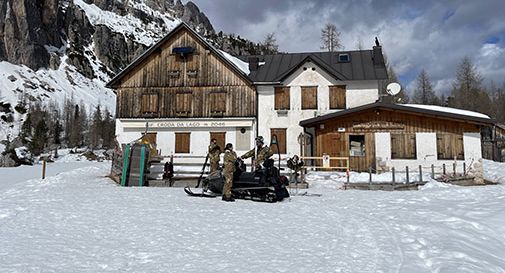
(185, 135, 290, 202)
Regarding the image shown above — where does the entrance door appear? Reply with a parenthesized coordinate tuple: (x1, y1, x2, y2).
(348, 133, 375, 172)
(210, 132, 226, 150)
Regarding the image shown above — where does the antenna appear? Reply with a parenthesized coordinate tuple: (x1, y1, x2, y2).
(386, 82, 401, 96)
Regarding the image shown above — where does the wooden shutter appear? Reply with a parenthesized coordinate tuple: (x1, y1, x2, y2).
(329, 85, 346, 109)
(141, 93, 158, 113)
(175, 133, 190, 153)
(437, 133, 464, 160)
(209, 91, 227, 114)
(210, 132, 226, 151)
(274, 87, 290, 110)
(141, 133, 157, 146)
(391, 133, 416, 159)
(270, 128, 287, 154)
(176, 91, 192, 114)
(301, 86, 317, 109)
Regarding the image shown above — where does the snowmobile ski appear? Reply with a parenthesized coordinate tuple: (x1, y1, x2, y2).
(195, 153, 210, 188)
(184, 186, 218, 198)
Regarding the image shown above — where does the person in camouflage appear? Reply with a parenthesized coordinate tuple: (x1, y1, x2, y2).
(241, 136, 273, 170)
(287, 155, 304, 183)
(222, 143, 237, 202)
(208, 138, 221, 173)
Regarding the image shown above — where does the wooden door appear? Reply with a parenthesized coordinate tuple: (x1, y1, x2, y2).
(210, 132, 226, 151)
(349, 133, 375, 172)
(142, 133, 157, 146)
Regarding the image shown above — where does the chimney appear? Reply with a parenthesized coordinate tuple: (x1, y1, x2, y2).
(248, 57, 259, 71)
(372, 45, 385, 66)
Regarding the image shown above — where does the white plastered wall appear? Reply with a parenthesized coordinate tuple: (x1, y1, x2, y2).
(115, 119, 255, 163)
(374, 132, 482, 172)
(257, 61, 379, 156)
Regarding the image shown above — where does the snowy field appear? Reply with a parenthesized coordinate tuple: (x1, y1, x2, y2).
(1, 162, 505, 272)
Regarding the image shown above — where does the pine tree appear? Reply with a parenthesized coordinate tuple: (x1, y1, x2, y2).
(412, 69, 440, 105)
(30, 118, 48, 155)
(320, 23, 342, 52)
(90, 105, 103, 149)
(20, 113, 33, 144)
(450, 57, 492, 115)
(102, 108, 116, 149)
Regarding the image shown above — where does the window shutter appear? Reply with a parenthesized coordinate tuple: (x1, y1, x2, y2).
(301, 86, 317, 109)
(274, 87, 290, 110)
(391, 133, 416, 159)
(141, 93, 158, 114)
(210, 132, 226, 151)
(329, 85, 346, 109)
(175, 133, 190, 153)
(176, 91, 192, 114)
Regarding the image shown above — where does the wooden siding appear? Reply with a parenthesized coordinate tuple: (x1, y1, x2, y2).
(115, 28, 255, 118)
(301, 86, 317, 109)
(313, 109, 480, 171)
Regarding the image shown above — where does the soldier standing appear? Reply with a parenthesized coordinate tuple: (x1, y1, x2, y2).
(208, 138, 221, 173)
(241, 136, 274, 170)
(222, 143, 237, 202)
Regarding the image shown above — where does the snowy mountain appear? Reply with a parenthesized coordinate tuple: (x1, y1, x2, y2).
(0, 0, 217, 145)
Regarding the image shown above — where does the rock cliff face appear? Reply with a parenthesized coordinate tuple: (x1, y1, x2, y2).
(0, 0, 215, 74)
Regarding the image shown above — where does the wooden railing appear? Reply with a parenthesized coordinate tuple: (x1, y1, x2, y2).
(300, 156, 350, 171)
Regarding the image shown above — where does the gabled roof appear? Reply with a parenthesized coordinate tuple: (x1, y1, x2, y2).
(299, 102, 495, 127)
(239, 50, 388, 83)
(106, 22, 252, 88)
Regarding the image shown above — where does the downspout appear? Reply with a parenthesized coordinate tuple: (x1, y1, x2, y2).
(303, 127, 314, 157)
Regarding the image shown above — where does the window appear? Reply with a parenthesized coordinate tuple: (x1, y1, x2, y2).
(175, 133, 190, 153)
(301, 86, 317, 109)
(391, 133, 416, 159)
(329, 85, 346, 109)
(210, 132, 226, 151)
(209, 90, 227, 114)
(270, 128, 287, 154)
(141, 93, 158, 114)
(349, 135, 365, 156)
(168, 70, 180, 78)
(176, 91, 192, 114)
(437, 133, 464, 160)
(141, 132, 157, 146)
(338, 54, 350, 62)
(274, 87, 290, 110)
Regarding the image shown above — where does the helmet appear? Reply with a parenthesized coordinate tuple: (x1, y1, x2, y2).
(255, 136, 264, 144)
(225, 143, 233, 151)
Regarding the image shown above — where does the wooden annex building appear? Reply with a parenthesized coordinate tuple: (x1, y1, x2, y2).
(299, 102, 499, 172)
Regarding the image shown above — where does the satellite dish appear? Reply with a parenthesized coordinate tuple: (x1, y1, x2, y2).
(386, 82, 401, 96)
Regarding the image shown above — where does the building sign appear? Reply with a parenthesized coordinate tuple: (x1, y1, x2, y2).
(120, 119, 254, 130)
(322, 154, 330, 168)
(352, 121, 405, 131)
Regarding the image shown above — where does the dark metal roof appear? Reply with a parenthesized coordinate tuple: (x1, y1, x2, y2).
(106, 22, 252, 88)
(239, 50, 388, 83)
(299, 102, 496, 127)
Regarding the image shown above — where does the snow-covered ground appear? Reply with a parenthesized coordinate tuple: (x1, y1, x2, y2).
(1, 160, 505, 272)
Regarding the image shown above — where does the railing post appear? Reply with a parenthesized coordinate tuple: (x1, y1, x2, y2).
(431, 164, 435, 179)
(443, 164, 446, 175)
(406, 166, 409, 184)
(42, 160, 47, 180)
(368, 167, 372, 189)
(463, 162, 466, 175)
(392, 167, 396, 189)
(453, 163, 456, 176)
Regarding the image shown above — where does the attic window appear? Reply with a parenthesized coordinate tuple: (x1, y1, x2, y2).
(168, 70, 180, 78)
(172, 47, 195, 57)
(338, 53, 350, 63)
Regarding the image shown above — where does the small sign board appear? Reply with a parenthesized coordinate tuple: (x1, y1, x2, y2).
(322, 154, 330, 168)
(337, 127, 346, 132)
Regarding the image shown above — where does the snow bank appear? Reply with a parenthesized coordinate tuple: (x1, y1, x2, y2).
(2, 164, 505, 272)
(219, 50, 250, 75)
(483, 159, 505, 183)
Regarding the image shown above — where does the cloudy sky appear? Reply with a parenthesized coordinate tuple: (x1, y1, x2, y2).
(188, 0, 505, 96)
